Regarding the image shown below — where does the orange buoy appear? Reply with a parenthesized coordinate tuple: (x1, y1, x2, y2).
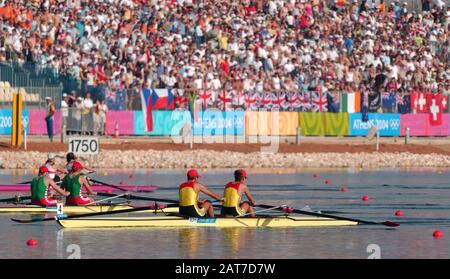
(27, 239, 37, 246)
(433, 230, 443, 238)
(395, 210, 404, 217)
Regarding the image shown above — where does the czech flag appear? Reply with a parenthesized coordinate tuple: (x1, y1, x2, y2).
(152, 89, 175, 110)
(140, 89, 153, 132)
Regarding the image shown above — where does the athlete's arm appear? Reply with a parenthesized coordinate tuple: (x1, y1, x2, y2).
(198, 183, 222, 201)
(47, 177, 70, 196)
(243, 185, 256, 206)
(80, 176, 96, 195)
(56, 167, 68, 174)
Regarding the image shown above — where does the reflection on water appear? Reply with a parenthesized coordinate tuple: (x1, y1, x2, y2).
(1, 168, 450, 258)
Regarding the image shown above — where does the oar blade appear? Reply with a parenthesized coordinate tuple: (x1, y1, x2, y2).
(381, 221, 400, 227)
(11, 217, 52, 224)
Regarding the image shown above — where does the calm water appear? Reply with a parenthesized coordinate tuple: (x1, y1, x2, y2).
(1, 168, 449, 259)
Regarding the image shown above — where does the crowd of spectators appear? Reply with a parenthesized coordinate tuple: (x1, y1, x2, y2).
(61, 91, 108, 135)
(0, 0, 449, 111)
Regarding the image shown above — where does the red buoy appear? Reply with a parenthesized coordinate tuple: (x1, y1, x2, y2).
(433, 230, 443, 238)
(341, 186, 347, 192)
(362, 195, 369, 202)
(159, 204, 166, 209)
(313, 174, 319, 178)
(129, 175, 134, 179)
(325, 180, 331, 185)
(119, 181, 124, 185)
(27, 239, 37, 246)
(395, 210, 404, 217)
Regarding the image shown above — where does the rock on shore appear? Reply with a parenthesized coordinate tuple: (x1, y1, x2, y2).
(1, 150, 450, 169)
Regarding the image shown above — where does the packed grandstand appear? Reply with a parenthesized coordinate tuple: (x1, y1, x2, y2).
(0, 0, 448, 113)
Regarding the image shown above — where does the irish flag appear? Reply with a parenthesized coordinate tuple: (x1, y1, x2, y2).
(341, 92, 361, 113)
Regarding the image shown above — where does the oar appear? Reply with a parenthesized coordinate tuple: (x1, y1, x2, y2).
(11, 205, 155, 224)
(0, 195, 31, 203)
(18, 181, 32, 185)
(236, 204, 287, 218)
(96, 192, 180, 204)
(255, 204, 400, 227)
(19, 171, 95, 185)
(85, 193, 129, 206)
(87, 178, 129, 192)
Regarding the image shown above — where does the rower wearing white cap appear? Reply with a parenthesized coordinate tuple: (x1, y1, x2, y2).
(44, 153, 68, 184)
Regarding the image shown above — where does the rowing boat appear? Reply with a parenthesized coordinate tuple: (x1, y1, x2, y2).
(0, 184, 157, 192)
(57, 215, 358, 228)
(0, 204, 179, 214)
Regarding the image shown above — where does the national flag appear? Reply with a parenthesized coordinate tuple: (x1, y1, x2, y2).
(440, 94, 448, 112)
(233, 90, 245, 107)
(151, 89, 175, 110)
(326, 92, 340, 113)
(259, 93, 271, 109)
(280, 92, 291, 111)
(411, 92, 428, 113)
(311, 87, 328, 112)
(360, 91, 369, 122)
(271, 92, 283, 110)
(340, 92, 361, 113)
(197, 89, 212, 109)
(218, 90, 232, 111)
(368, 91, 381, 112)
(397, 95, 411, 114)
(106, 89, 116, 103)
(188, 91, 198, 122)
(298, 91, 311, 111)
(244, 92, 257, 110)
(140, 88, 153, 132)
(428, 94, 443, 126)
(381, 92, 396, 109)
(288, 92, 300, 110)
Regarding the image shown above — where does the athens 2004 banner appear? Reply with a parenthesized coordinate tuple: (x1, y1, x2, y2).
(193, 111, 245, 136)
(348, 113, 401, 136)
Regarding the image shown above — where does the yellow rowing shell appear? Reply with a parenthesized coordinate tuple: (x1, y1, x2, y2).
(58, 215, 358, 228)
(0, 205, 179, 214)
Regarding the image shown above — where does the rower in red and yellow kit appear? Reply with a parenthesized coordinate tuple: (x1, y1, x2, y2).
(65, 161, 96, 205)
(221, 169, 256, 217)
(179, 169, 222, 217)
(30, 166, 70, 206)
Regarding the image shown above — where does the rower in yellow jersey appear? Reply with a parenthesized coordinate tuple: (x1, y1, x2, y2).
(221, 169, 256, 217)
(179, 169, 221, 217)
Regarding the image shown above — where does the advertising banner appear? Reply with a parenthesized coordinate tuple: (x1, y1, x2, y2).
(348, 113, 400, 136)
(105, 111, 135, 135)
(400, 114, 450, 136)
(193, 110, 245, 136)
(26, 109, 54, 135)
(134, 110, 190, 136)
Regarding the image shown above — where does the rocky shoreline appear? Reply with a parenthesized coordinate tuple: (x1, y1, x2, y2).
(1, 150, 450, 169)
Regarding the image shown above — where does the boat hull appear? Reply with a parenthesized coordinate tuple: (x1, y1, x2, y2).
(58, 216, 358, 228)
